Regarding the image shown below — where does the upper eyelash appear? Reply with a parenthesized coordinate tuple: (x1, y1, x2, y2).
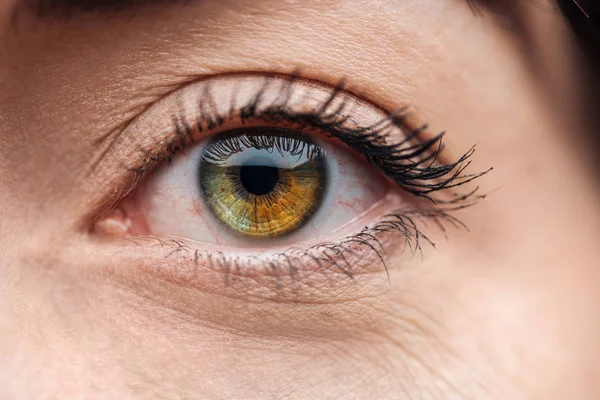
(201, 131, 325, 164)
(129, 72, 489, 205)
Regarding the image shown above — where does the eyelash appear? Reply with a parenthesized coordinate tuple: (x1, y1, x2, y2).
(201, 133, 325, 164)
(129, 74, 486, 200)
(106, 72, 489, 285)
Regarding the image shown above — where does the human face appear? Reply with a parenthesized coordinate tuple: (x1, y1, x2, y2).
(1, 1, 599, 399)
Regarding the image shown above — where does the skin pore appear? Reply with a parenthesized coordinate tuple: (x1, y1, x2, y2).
(1, 0, 600, 399)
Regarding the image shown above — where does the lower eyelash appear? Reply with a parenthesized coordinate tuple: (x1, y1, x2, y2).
(131, 202, 479, 294)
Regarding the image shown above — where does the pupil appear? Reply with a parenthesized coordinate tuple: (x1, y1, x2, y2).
(239, 165, 280, 196)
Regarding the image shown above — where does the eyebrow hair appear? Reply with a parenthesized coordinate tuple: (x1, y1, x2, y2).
(13, 0, 193, 20)
(14, 0, 507, 21)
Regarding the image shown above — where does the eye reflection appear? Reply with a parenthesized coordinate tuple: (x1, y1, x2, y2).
(199, 128, 328, 238)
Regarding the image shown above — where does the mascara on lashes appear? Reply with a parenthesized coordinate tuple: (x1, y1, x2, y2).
(125, 73, 487, 203)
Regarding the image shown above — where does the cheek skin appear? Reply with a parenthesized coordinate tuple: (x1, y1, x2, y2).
(5, 219, 599, 400)
(0, 241, 437, 398)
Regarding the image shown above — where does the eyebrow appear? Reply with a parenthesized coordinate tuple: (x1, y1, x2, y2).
(14, 0, 505, 21)
(13, 0, 193, 20)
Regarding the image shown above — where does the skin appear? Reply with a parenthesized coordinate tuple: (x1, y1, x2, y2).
(1, 0, 600, 399)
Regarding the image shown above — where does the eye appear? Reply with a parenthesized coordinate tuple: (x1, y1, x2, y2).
(132, 126, 385, 245)
(92, 73, 485, 294)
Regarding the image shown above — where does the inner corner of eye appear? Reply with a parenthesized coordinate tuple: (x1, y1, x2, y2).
(92, 189, 150, 240)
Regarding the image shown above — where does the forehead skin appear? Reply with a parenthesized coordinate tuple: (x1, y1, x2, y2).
(0, 1, 600, 399)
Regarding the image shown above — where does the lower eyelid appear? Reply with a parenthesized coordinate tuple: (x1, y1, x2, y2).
(91, 189, 459, 305)
(84, 248, 394, 340)
(76, 190, 471, 338)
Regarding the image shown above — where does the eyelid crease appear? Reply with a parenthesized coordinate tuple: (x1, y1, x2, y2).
(86, 72, 488, 228)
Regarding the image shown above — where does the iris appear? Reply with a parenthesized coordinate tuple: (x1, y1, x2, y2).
(198, 128, 328, 238)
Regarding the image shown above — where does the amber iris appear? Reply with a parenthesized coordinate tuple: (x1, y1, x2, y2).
(198, 128, 327, 238)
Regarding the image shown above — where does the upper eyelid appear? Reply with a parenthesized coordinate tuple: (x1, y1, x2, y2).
(86, 72, 396, 191)
(92, 72, 406, 167)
